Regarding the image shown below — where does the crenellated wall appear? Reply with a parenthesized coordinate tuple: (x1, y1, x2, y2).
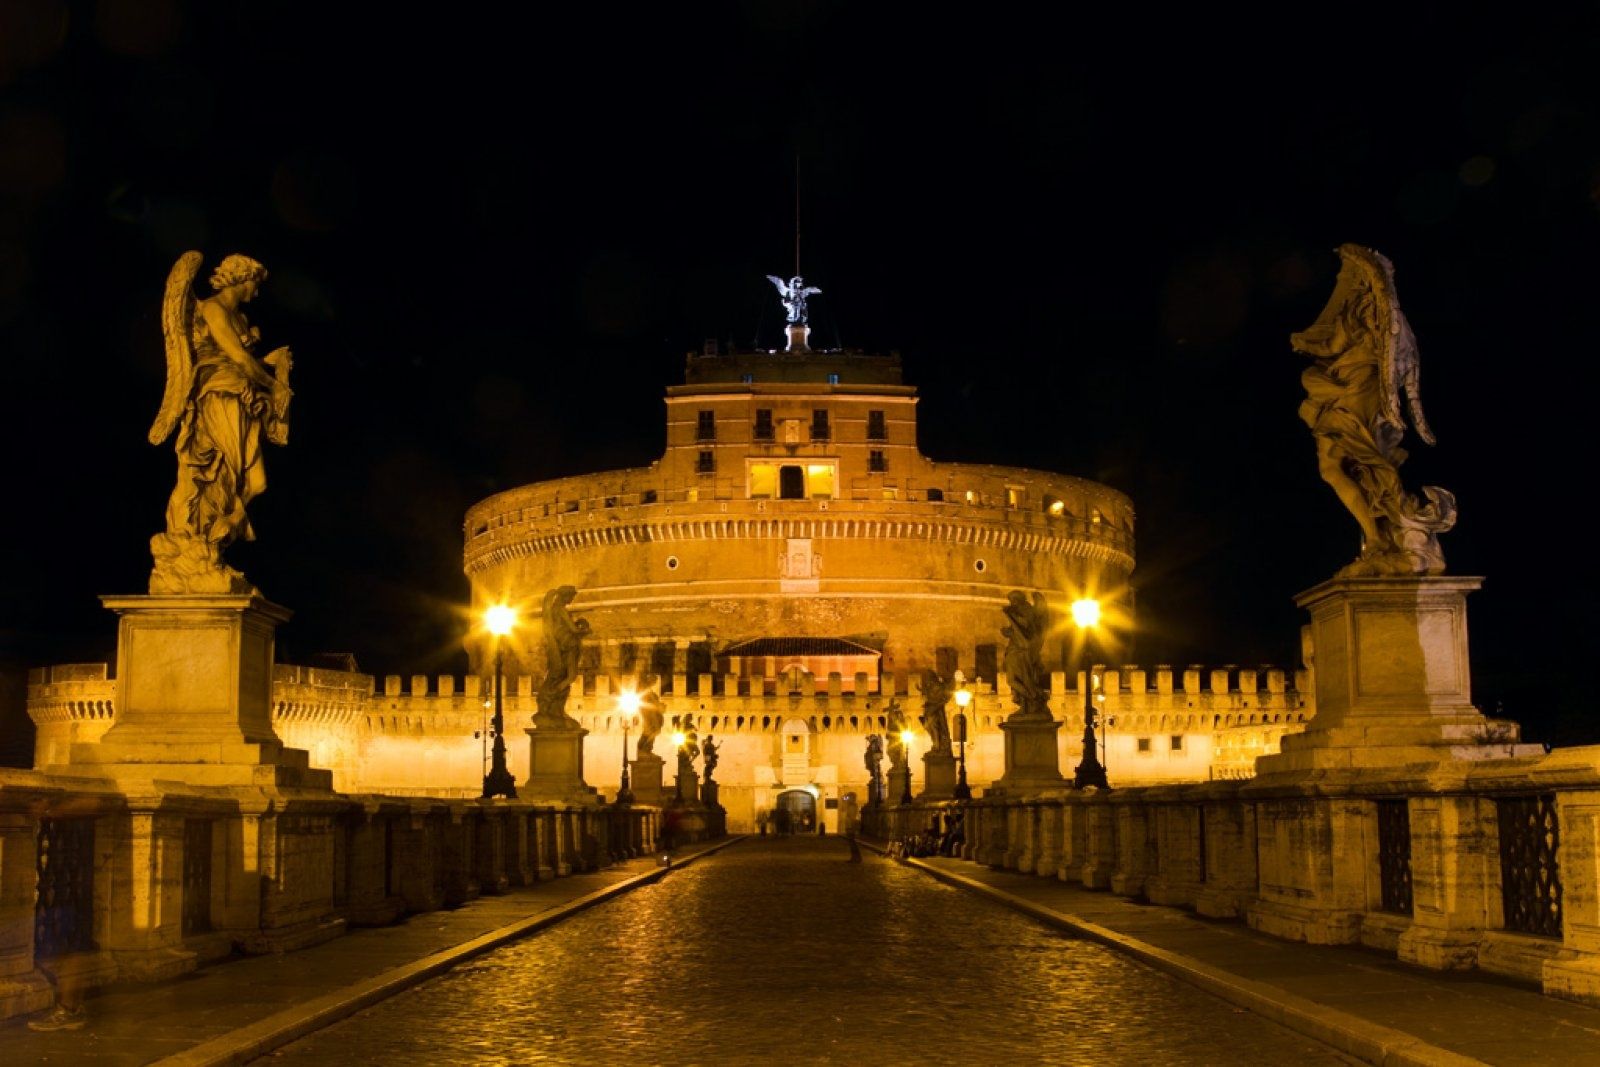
(30, 661, 1312, 819)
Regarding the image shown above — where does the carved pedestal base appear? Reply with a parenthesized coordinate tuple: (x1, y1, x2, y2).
(919, 752, 956, 800)
(1257, 576, 1540, 775)
(63, 596, 330, 789)
(887, 765, 911, 806)
(523, 721, 599, 805)
(991, 715, 1065, 795)
(629, 753, 665, 807)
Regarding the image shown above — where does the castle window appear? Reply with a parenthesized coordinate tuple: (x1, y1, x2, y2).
(779, 465, 805, 499)
(810, 409, 830, 441)
(741, 373, 754, 384)
(806, 463, 835, 499)
(697, 450, 715, 473)
(1006, 486, 1022, 508)
(753, 409, 774, 440)
(868, 450, 887, 473)
(749, 463, 777, 499)
(881, 487, 897, 500)
(1045, 495, 1065, 516)
(1137, 737, 1153, 754)
(642, 489, 657, 504)
(975, 643, 997, 683)
(867, 410, 887, 440)
(696, 410, 716, 441)
(827, 372, 840, 384)
(927, 487, 944, 502)
(1171, 735, 1185, 751)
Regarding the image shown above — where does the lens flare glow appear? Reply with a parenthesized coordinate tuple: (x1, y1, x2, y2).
(1070, 598, 1101, 629)
(485, 603, 517, 636)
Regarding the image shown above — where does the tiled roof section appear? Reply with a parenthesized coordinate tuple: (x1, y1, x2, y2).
(718, 637, 882, 658)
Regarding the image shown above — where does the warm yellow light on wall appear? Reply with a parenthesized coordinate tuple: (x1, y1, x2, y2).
(806, 464, 834, 498)
(748, 463, 777, 498)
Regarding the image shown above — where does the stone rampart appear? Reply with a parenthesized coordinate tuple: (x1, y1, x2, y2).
(29, 661, 1311, 802)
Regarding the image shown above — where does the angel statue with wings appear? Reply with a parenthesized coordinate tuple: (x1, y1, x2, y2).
(1002, 590, 1052, 719)
(1293, 244, 1456, 576)
(148, 252, 293, 595)
(766, 274, 822, 325)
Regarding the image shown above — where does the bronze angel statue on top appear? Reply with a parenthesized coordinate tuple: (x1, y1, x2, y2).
(1293, 245, 1456, 576)
(148, 252, 294, 595)
(767, 274, 822, 325)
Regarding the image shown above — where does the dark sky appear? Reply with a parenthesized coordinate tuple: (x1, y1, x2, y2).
(2, 3, 1596, 746)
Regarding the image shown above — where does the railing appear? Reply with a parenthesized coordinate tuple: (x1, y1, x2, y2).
(1376, 799, 1413, 916)
(34, 817, 95, 958)
(1496, 794, 1561, 938)
(183, 819, 213, 936)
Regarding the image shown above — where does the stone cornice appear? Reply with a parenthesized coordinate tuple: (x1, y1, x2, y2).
(464, 513, 1135, 575)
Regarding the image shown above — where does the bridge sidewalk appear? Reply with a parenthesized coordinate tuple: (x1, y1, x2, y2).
(901, 851, 1600, 1067)
(3, 838, 738, 1067)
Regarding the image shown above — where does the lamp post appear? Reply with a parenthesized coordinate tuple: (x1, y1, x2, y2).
(899, 728, 915, 804)
(482, 604, 518, 799)
(672, 730, 687, 802)
(952, 676, 973, 801)
(1071, 598, 1110, 790)
(616, 689, 640, 803)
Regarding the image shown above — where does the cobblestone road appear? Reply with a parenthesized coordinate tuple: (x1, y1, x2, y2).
(269, 837, 1358, 1066)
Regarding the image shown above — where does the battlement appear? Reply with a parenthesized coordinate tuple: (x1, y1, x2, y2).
(28, 660, 1309, 734)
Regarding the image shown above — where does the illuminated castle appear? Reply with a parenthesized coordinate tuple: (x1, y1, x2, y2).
(28, 280, 1310, 830)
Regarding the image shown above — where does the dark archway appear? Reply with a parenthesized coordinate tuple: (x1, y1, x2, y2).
(775, 788, 816, 834)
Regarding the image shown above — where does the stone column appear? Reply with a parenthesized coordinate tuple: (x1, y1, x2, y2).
(1248, 795, 1370, 944)
(1195, 790, 1257, 919)
(104, 808, 195, 981)
(1081, 801, 1116, 889)
(1110, 801, 1150, 897)
(629, 752, 666, 807)
(0, 809, 53, 1020)
(1546, 788, 1600, 1003)
(1035, 800, 1064, 877)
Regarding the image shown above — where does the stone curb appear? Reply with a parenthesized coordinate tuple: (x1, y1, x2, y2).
(866, 842, 1486, 1067)
(153, 837, 745, 1067)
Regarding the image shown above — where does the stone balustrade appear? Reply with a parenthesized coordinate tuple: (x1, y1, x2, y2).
(0, 767, 671, 1022)
(863, 743, 1600, 1008)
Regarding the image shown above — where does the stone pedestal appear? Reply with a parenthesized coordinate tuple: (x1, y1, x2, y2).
(629, 752, 666, 807)
(1258, 576, 1540, 774)
(66, 596, 330, 789)
(887, 763, 911, 806)
(919, 751, 956, 800)
(700, 778, 721, 810)
(991, 714, 1065, 794)
(524, 719, 599, 805)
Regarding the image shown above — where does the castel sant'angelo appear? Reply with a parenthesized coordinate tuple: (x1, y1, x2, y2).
(29, 276, 1310, 833)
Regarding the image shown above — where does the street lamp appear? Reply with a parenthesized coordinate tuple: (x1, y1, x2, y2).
(1070, 597, 1110, 790)
(952, 672, 973, 800)
(899, 728, 915, 803)
(482, 604, 518, 799)
(616, 689, 640, 803)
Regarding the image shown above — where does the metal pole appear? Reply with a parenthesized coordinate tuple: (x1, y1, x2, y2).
(618, 719, 633, 803)
(483, 642, 518, 798)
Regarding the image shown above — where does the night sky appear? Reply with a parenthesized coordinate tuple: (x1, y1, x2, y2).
(2, 4, 1596, 748)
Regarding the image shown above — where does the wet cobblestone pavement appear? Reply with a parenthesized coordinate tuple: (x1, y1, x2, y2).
(270, 837, 1358, 1065)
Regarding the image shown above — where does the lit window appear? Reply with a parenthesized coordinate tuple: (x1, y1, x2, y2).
(806, 463, 835, 499)
(749, 463, 777, 499)
(1091, 508, 1103, 524)
(1045, 496, 1065, 516)
(882, 487, 898, 500)
(964, 490, 976, 505)
(1006, 487, 1021, 508)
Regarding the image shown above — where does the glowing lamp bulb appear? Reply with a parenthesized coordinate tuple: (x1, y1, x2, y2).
(1070, 598, 1101, 629)
(899, 729, 915, 747)
(617, 690, 641, 716)
(954, 688, 972, 709)
(672, 731, 686, 748)
(485, 604, 517, 636)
